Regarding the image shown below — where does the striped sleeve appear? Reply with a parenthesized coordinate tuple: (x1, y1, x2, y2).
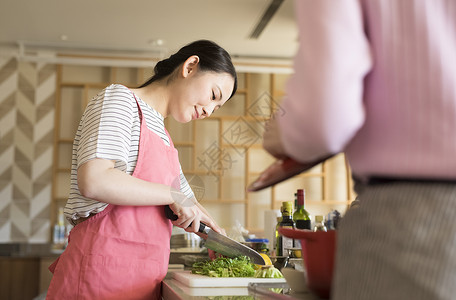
(179, 166, 195, 200)
(77, 85, 136, 171)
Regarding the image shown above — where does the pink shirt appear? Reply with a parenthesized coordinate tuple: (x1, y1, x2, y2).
(278, 0, 456, 181)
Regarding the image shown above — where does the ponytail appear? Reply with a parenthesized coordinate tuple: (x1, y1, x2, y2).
(139, 40, 237, 99)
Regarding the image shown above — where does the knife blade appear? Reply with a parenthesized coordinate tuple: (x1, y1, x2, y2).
(164, 206, 266, 265)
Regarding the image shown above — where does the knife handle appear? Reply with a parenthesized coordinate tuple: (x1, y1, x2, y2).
(164, 205, 206, 234)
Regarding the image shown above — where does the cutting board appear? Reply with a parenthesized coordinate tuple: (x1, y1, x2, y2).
(172, 270, 286, 287)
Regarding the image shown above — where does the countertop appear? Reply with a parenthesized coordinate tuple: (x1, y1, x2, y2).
(162, 270, 321, 300)
(0, 243, 61, 258)
(0, 243, 208, 262)
(2, 244, 323, 299)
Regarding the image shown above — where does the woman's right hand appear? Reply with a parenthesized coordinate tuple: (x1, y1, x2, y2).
(168, 190, 222, 235)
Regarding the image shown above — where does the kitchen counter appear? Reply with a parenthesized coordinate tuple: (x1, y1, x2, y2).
(163, 278, 251, 299)
(0, 243, 61, 258)
(162, 271, 321, 300)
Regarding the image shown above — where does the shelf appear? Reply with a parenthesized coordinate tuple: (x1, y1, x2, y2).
(54, 197, 68, 203)
(181, 170, 222, 176)
(248, 172, 325, 177)
(200, 115, 270, 122)
(60, 82, 109, 88)
(200, 199, 247, 204)
(52, 67, 354, 233)
(57, 139, 74, 144)
(274, 199, 352, 205)
(174, 142, 195, 147)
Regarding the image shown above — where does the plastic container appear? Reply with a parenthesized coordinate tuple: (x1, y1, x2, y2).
(242, 238, 269, 254)
(278, 227, 336, 299)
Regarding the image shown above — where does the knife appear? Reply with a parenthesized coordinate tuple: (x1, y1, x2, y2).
(164, 206, 266, 265)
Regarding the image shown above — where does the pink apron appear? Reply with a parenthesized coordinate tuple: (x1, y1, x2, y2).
(46, 95, 180, 300)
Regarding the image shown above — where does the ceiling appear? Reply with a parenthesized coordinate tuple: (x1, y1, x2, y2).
(0, 0, 298, 62)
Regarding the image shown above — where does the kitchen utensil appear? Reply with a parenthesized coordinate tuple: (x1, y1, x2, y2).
(269, 256, 287, 270)
(247, 155, 334, 192)
(242, 238, 269, 254)
(172, 270, 286, 287)
(248, 282, 293, 299)
(281, 268, 308, 293)
(286, 247, 302, 258)
(279, 228, 336, 299)
(170, 284, 248, 297)
(165, 206, 266, 265)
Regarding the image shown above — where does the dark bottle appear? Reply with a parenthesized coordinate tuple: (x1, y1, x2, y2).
(276, 201, 295, 256)
(293, 189, 311, 230)
(273, 216, 282, 256)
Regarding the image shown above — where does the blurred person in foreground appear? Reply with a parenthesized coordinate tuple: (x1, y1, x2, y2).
(262, 1, 456, 299)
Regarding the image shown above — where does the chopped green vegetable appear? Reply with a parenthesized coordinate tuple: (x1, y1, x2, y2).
(192, 256, 256, 277)
(268, 288, 284, 294)
(208, 297, 254, 300)
(253, 265, 284, 278)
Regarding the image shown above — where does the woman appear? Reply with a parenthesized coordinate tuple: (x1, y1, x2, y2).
(46, 40, 237, 300)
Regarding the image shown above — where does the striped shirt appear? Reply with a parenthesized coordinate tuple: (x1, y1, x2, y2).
(64, 84, 194, 224)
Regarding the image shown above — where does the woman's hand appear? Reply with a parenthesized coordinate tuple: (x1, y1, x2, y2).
(169, 192, 227, 259)
(169, 190, 224, 235)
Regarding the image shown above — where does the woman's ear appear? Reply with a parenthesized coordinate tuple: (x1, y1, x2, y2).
(182, 55, 200, 78)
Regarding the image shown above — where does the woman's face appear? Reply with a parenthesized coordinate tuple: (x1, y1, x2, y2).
(169, 66, 235, 123)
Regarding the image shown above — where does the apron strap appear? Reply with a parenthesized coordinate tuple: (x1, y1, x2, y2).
(129, 88, 176, 149)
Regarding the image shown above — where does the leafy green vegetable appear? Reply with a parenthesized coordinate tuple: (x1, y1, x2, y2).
(192, 256, 256, 277)
(208, 297, 254, 300)
(192, 256, 285, 279)
(254, 266, 284, 278)
(269, 288, 284, 294)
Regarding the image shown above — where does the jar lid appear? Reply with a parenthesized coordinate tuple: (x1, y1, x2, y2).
(315, 215, 324, 222)
(245, 238, 269, 243)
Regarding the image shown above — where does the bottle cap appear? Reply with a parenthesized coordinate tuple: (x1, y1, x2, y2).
(315, 215, 324, 222)
(297, 189, 305, 205)
(282, 201, 293, 215)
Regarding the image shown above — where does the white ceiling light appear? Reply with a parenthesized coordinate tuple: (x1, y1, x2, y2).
(148, 39, 165, 47)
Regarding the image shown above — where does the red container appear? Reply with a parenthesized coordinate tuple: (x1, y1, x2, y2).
(278, 228, 336, 299)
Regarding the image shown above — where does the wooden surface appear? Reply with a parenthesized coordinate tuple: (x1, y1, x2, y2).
(0, 257, 40, 300)
(52, 66, 354, 233)
(39, 257, 56, 294)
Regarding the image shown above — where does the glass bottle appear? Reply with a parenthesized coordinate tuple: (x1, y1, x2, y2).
(293, 189, 311, 230)
(276, 201, 296, 256)
(273, 216, 282, 256)
(53, 207, 66, 246)
(293, 192, 297, 211)
(313, 215, 327, 232)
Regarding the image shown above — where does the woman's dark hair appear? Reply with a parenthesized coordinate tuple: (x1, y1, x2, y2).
(139, 40, 237, 99)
